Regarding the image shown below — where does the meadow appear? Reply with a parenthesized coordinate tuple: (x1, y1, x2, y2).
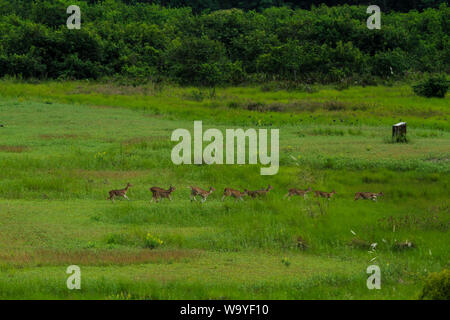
(0, 80, 448, 299)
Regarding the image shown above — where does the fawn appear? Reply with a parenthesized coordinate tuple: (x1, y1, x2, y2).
(245, 185, 273, 198)
(314, 190, 336, 200)
(285, 187, 311, 200)
(355, 192, 384, 201)
(222, 188, 247, 202)
(150, 186, 176, 203)
(108, 183, 133, 202)
(189, 186, 216, 203)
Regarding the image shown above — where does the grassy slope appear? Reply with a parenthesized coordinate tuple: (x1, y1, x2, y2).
(0, 81, 448, 299)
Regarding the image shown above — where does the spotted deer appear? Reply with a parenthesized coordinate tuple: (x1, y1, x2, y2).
(222, 188, 247, 202)
(150, 186, 176, 203)
(355, 192, 384, 201)
(108, 183, 133, 203)
(245, 185, 273, 198)
(285, 187, 311, 200)
(314, 190, 336, 200)
(189, 186, 216, 203)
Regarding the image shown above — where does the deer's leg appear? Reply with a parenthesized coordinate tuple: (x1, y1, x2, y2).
(221, 195, 226, 201)
(124, 195, 130, 201)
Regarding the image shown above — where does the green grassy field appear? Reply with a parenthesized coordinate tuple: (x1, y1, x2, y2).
(0, 80, 448, 299)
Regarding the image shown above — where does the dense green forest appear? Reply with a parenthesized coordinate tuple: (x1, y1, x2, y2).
(0, 0, 448, 85)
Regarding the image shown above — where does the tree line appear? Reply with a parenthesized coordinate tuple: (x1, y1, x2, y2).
(126, 0, 447, 13)
(0, 0, 448, 86)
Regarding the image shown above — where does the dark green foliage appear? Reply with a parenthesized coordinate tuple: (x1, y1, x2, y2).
(128, 1, 448, 13)
(419, 269, 450, 300)
(413, 75, 449, 98)
(0, 1, 449, 84)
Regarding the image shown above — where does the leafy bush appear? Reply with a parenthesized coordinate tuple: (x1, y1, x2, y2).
(413, 76, 449, 98)
(419, 269, 450, 300)
(372, 49, 411, 78)
(143, 232, 164, 249)
(105, 231, 163, 249)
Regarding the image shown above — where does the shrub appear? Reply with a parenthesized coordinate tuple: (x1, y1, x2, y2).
(105, 233, 128, 246)
(413, 75, 449, 98)
(419, 269, 450, 300)
(142, 232, 164, 249)
(371, 49, 410, 78)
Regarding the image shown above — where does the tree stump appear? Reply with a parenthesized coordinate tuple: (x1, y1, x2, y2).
(392, 122, 407, 142)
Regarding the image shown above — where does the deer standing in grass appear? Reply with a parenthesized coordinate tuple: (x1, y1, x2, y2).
(245, 185, 273, 198)
(314, 190, 336, 200)
(150, 186, 176, 203)
(108, 183, 133, 203)
(189, 186, 215, 203)
(222, 188, 247, 202)
(285, 187, 311, 200)
(355, 192, 384, 202)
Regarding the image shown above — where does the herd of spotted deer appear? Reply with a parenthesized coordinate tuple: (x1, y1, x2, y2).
(108, 183, 384, 203)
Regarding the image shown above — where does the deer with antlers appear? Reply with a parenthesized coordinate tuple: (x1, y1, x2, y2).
(107, 183, 133, 203)
(150, 186, 176, 203)
(189, 186, 216, 203)
(222, 188, 247, 202)
(245, 185, 273, 199)
(285, 187, 311, 200)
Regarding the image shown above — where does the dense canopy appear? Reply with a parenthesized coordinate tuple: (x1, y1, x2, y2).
(0, 0, 448, 84)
